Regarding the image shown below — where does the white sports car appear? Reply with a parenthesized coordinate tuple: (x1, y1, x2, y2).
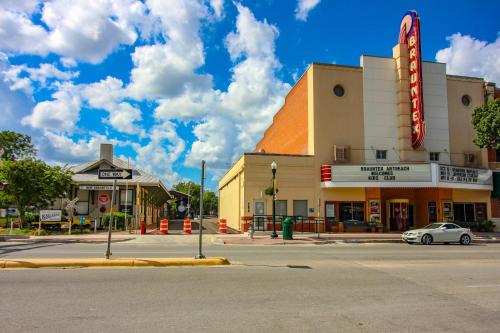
(402, 223, 473, 245)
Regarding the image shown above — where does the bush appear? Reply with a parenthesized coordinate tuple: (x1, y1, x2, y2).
(101, 212, 132, 230)
(24, 212, 39, 223)
(481, 220, 496, 232)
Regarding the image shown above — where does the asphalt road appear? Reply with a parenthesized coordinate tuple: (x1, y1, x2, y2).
(1, 238, 500, 332)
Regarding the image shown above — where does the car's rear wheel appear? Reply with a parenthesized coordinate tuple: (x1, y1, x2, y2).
(421, 234, 433, 245)
(460, 234, 471, 245)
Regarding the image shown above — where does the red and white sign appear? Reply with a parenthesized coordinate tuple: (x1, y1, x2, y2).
(98, 194, 110, 205)
(399, 10, 425, 149)
(0, 182, 4, 191)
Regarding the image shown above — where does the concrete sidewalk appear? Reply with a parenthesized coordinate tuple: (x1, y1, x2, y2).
(215, 232, 500, 245)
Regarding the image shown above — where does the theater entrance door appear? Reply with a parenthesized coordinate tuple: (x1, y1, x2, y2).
(386, 199, 409, 232)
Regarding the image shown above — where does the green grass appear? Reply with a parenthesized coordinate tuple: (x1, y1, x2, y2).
(0, 228, 30, 235)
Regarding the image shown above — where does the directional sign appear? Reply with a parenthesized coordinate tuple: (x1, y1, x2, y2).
(98, 169, 133, 180)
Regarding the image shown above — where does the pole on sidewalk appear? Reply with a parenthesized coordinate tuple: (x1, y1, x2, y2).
(196, 160, 206, 259)
(105, 178, 117, 259)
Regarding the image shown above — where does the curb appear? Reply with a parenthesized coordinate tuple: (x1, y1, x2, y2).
(6, 237, 135, 244)
(0, 257, 230, 269)
(0, 235, 30, 242)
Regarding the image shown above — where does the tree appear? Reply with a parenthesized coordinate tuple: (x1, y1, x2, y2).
(0, 159, 73, 226)
(173, 181, 201, 215)
(0, 131, 37, 161)
(472, 99, 500, 149)
(172, 181, 218, 216)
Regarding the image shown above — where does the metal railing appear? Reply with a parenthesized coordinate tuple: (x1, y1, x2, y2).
(248, 215, 326, 233)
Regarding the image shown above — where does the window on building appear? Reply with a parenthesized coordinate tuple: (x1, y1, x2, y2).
(376, 150, 387, 160)
(339, 202, 365, 221)
(429, 152, 440, 162)
(428, 202, 437, 222)
(333, 84, 345, 97)
(293, 200, 308, 218)
(75, 189, 89, 215)
(496, 149, 500, 162)
(275, 200, 287, 216)
(120, 189, 133, 213)
(461, 94, 471, 107)
(453, 203, 476, 222)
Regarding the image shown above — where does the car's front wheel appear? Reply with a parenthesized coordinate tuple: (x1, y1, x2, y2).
(460, 234, 471, 245)
(421, 234, 433, 245)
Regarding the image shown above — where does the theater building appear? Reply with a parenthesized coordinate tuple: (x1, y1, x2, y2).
(219, 11, 498, 232)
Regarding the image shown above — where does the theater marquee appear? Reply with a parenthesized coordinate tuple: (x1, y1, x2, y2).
(399, 10, 425, 149)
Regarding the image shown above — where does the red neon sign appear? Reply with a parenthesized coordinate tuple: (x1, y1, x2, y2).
(399, 11, 425, 149)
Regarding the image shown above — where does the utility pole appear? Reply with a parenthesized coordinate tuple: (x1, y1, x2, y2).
(196, 160, 206, 259)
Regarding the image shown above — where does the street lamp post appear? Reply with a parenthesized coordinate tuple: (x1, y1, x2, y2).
(271, 161, 278, 239)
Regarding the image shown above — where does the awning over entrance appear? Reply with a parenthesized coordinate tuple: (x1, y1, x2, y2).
(320, 163, 493, 191)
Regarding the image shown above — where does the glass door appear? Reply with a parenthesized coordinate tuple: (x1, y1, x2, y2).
(386, 200, 409, 231)
(254, 200, 266, 231)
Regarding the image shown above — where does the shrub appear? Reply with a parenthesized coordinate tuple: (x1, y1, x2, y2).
(24, 212, 40, 224)
(101, 212, 132, 230)
(482, 220, 496, 233)
(29, 229, 48, 236)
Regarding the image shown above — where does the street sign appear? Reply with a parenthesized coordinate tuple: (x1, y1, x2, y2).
(98, 169, 133, 180)
(40, 210, 62, 222)
(64, 197, 79, 210)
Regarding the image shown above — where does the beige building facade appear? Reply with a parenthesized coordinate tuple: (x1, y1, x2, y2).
(219, 41, 497, 232)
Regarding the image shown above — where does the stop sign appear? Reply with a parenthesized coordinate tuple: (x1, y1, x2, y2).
(98, 194, 110, 205)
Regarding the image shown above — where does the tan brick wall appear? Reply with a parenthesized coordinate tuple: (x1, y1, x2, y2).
(255, 73, 308, 154)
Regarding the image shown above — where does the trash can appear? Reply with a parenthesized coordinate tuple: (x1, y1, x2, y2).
(282, 217, 293, 240)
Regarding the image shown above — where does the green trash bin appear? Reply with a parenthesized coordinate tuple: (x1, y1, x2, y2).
(282, 217, 293, 240)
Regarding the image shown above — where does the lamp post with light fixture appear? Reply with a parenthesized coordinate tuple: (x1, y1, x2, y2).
(271, 161, 278, 239)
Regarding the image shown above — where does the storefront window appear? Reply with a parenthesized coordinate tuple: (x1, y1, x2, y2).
(276, 200, 287, 216)
(453, 203, 485, 222)
(293, 200, 308, 217)
(339, 202, 365, 221)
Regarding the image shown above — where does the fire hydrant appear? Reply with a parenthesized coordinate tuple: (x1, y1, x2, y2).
(248, 225, 255, 239)
(140, 221, 146, 235)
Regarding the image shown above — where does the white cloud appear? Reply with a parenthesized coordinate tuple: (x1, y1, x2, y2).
(127, 44, 212, 100)
(133, 121, 185, 185)
(21, 82, 81, 131)
(436, 33, 500, 84)
(0, 0, 150, 64)
(295, 0, 321, 21)
(83, 76, 143, 135)
(183, 3, 290, 169)
(2, 62, 78, 94)
(39, 131, 111, 164)
(209, 0, 225, 19)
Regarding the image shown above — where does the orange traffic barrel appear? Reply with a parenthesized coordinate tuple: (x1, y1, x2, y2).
(218, 219, 228, 233)
(159, 219, 169, 234)
(183, 219, 192, 234)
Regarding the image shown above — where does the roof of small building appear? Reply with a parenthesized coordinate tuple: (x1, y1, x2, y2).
(70, 157, 171, 196)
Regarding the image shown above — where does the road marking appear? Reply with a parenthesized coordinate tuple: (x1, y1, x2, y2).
(466, 284, 500, 288)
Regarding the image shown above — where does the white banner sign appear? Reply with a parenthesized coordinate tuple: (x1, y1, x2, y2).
(439, 165, 492, 185)
(330, 164, 432, 182)
(79, 185, 119, 190)
(40, 210, 62, 222)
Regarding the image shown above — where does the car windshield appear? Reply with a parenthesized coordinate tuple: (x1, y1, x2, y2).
(423, 223, 443, 229)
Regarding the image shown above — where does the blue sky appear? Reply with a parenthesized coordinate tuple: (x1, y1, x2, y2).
(0, 0, 499, 190)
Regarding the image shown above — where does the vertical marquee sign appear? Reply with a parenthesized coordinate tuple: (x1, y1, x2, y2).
(399, 10, 425, 149)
